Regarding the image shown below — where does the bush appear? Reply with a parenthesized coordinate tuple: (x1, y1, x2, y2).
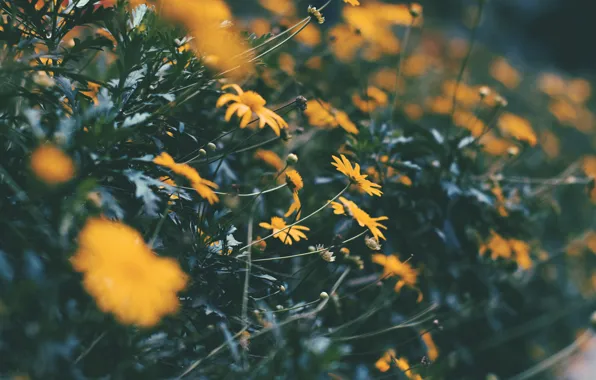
(1, 1, 594, 379)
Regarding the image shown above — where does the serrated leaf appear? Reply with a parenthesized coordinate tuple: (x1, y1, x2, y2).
(122, 112, 150, 128)
(124, 170, 162, 216)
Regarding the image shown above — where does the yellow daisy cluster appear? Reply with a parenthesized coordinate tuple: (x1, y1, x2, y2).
(71, 218, 188, 327)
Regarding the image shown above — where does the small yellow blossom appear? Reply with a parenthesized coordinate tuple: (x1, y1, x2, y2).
(153, 152, 219, 204)
(285, 170, 304, 218)
(216, 84, 288, 136)
(259, 217, 310, 245)
(372, 254, 420, 297)
(71, 218, 188, 327)
(330, 197, 388, 241)
(497, 113, 537, 146)
(304, 99, 358, 134)
(332, 154, 382, 196)
(375, 349, 396, 372)
(254, 149, 284, 171)
(352, 86, 388, 113)
(344, 0, 360, 5)
(421, 332, 439, 361)
(30, 144, 75, 185)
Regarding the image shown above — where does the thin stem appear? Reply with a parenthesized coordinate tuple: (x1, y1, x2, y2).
(173, 183, 287, 197)
(508, 331, 592, 380)
(216, 18, 312, 78)
(149, 202, 172, 247)
(235, 17, 310, 59)
(390, 20, 414, 120)
(252, 230, 366, 262)
(74, 331, 106, 365)
(241, 204, 257, 324)
(447, 1, 485, 140)
(239, 183, 351, 251)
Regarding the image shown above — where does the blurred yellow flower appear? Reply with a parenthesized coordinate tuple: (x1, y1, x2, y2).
(328, 24, 365, 62)
(479, 230, 511, 260)
(332, 154, 382, 196)
(71, 218, 187, 327)
(497, 112, 537, 146)
(490, 57, 521, 89)
(216, 84, 288, 136)
(372, 254, 419, 296)
(259, 0, 296, 16)
(255, 149, 284, 171)
(421, 332, 439, 361)
(352, 86, 388, 113)
(330, 196, 388, 241)
(259, 216, 310, 245)
(375, 349, 396, 372)
(285, 170, 304, 218)
(153, 152, 219, 204)
(344, 0, 360, 6)
(153, 0, 253, 78)
(30, 144, 75, 185)
(304, 99, 359, 134)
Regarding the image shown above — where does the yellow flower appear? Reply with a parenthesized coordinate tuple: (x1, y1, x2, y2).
(421, 332, 439, 361)
(71, 218, 188, 327)
(394, 357, 422, 380)
(372, 254, 419, 293)
(304, 99, 359, 134)
(216, 84, 288, 136)
(479, 230, 511, 260)
(330, 197, 388, 241)
(254, 149, 284, 171)
(153, 152, 219, 204)
(259, 0, 296, 16)
(154, 0, 253, 78)
(344, 0, 360, 6)
(490, 57, 521, 89)
(352, 86, 388, 113)
(30, 144, 75, 185)
(285, 170, 304, 218)
(285, 169, 303, 192)
(332, 154, 382, 196)
(375, 349, 396, 372)
(259, 216, 309, 245)
(510, 239, 532, 270)
(497, 113, 537, 146)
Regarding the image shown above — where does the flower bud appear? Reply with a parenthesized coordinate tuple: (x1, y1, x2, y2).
(478, 86, 491, 99)
(286, 153, 298, 165)
(198, 148, 207, 157)
(207, 142, 217, 151)
(279, 285, 286, 292)
(319, 291, 329, 300)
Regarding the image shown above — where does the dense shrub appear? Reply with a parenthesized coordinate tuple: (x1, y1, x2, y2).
(1, 1, 594, 379)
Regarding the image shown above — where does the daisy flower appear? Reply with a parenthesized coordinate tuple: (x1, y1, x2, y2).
(71, 218, 187, 327)
(330, 196, 388, 241)
(153, 152, 219, 204)
(284, 169, 304, 218)
(331, 154, 383, 196)
(259, 216, 309, 245)
(216, 84, 288, 136)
